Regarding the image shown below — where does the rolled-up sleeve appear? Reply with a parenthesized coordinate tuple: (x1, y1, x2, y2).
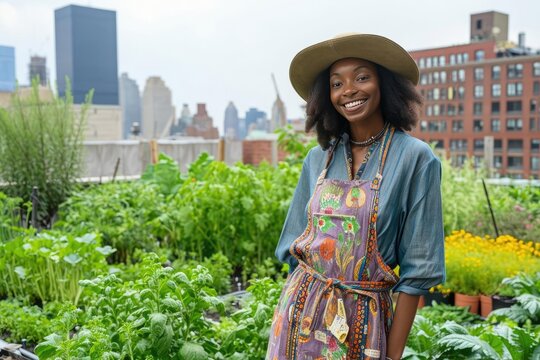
(393, 157, 445, 295)
(275, 152, 314, 273)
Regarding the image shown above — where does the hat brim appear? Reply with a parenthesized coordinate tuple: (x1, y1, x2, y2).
(289, 34, 419, 101)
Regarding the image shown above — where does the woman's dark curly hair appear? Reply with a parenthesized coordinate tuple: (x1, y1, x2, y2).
(305, 61, 423, 150)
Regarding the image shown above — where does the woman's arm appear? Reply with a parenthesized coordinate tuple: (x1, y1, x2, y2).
(386, 292, 419, 359)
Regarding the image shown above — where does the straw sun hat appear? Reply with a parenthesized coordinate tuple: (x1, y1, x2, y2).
(289, 33, 419, 101)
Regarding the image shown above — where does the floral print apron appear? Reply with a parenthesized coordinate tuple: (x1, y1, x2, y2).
(267, 127, 399, 360)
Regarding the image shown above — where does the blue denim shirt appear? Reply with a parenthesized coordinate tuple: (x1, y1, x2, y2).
(275, 129, 445, 295)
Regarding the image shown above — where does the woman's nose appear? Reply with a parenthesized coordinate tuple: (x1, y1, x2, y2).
(342, 82, 358, 96)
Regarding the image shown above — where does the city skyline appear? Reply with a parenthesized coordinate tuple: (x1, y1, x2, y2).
(1, 0, 540, 134)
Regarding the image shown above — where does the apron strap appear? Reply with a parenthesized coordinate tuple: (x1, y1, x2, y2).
(371, 126, 395, 190)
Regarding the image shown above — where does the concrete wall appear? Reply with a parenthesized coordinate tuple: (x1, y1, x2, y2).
(82, 138, 244, 178)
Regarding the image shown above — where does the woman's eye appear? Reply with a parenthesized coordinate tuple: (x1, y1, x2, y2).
(331, 82, 341, 88)
(357, 75, 368, 81)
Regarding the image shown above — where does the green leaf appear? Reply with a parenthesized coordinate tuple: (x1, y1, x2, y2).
(14, 266, 26, 279)
(64, 253, 83, 265)
(75, 233, 96, 244)
(179, 342, 208, 360)
(96, 246, 116, 256)
(150, 313, 167, 338)
(155, 324, 173, 357)
(438, 334, 501, 359)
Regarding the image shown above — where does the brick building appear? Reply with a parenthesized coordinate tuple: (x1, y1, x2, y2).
(409, 11, 540, 178)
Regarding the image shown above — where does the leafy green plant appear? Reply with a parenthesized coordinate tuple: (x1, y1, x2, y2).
(56, 181, 163, 263)
(35, 253, 223, 359)
(417, 302, 482, 325)
(217, 277, 283, 359)
(404, 317, 540, 359)
(0, 192, 32, 241)
(0, 299, 59, 345)
(173, 252, 234, 295)
(0, 231, 113, 304)
(275, 124, 318, 165)
(0, 81, 90, 225)
(141, 153, 183, 198)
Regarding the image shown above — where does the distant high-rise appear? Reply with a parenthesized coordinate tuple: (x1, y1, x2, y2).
(270, 96, 287, 132)
(185, 103, 219, 139)
(224, 101, 240, 139)
(245, 107, 267, 135)
(0, 45, 15, 92)
(55, 5, 119, 105)
(141, 76, 175, 139)
(29, 56, 47, 86)
(119, 73, 141, 139)
(170, 104, 192, 136)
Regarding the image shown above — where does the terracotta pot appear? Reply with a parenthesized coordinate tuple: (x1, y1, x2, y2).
(480, 294, 493, 318)
(454, 293, 480, 314)
(492, 295, 517, 311)
(423, 291, 454, 307)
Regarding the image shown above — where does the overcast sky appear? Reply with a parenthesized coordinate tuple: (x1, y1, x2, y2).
(1, 0, 539, 133)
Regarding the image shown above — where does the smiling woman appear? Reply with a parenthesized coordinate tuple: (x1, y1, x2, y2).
(267, 34, 445, 360)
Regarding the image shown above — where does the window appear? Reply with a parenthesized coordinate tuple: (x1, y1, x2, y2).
(451, 155, 467, 167)
(450, 54, 456, 65)
(457, 53, 463, 64)
(507, 82, 523, 96)
(508, 139, 523, 153)
(458, 103, 464, 115)
(420, 120, 428, 132)
(440, 71, 447, 83)
(507, 63, 523, 78)
(476, 19, 482, 30)
(494, 139, 503, 151)
(451, 70, 458, 82)
(450, 139, 467, 150)
(531, 118, 538, 131)
(473, 102, 483, 115)
(474, 139, 484, 151)
(428, 120, 446, 132)
(419, 58, 425, 68)
(428, 73, 433, 84)
(473, 119, 484, 132)
(492, 65, 501, 80)
(475, 50, 485, 61)
(433, 88, 440, 100)
(534, 62, 540, 76)
(474, 85, 484, 98)
(440, 88, 447, 100)
(507, 156, 523, 169)
(458, 86, 465, 99)
(426, 57, 432, 68)
(458, 69, 465, 82)
(507, 101, 522, 113)
(532, 157, 540, 171)
(534, 81, 540, 95)
(427, 105, 433, 116)
(531, 100, 537, 113)
(492, 84, 501, 97)
(447, 105, 456, 116)
(506, 118, 523, 131)
(532, 139, 540, 153)
(463, 53, 469, 63)
(491, 101, 500, 114)
(452, 120, 464, 132)
(433, 72, 440, 84)
(494, 156, 503, 169)
(474, 67, 484, 80)
(434, 140, 444, 149)
(439, 56, 446, 66)
(433, 104, 440, 116)
(491, 119, 500, 132)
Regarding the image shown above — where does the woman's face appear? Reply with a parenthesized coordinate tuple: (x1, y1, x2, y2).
(329, 58, 382, 126)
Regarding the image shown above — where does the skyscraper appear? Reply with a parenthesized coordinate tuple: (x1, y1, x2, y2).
(270, 96, 287, 132)
(245, 107, 267, 135)
(224, 101, 240, 139)
(185, 103, 219, 139)
(0, 45, 15, 92)
(141, 76, 175, 139)
(29, 56, 47, 86)
(55, 5, 119, 105)
(119, 73, 142, 139)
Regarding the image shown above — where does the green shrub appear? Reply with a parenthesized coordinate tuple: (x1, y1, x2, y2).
(0, 81, 90, 224)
